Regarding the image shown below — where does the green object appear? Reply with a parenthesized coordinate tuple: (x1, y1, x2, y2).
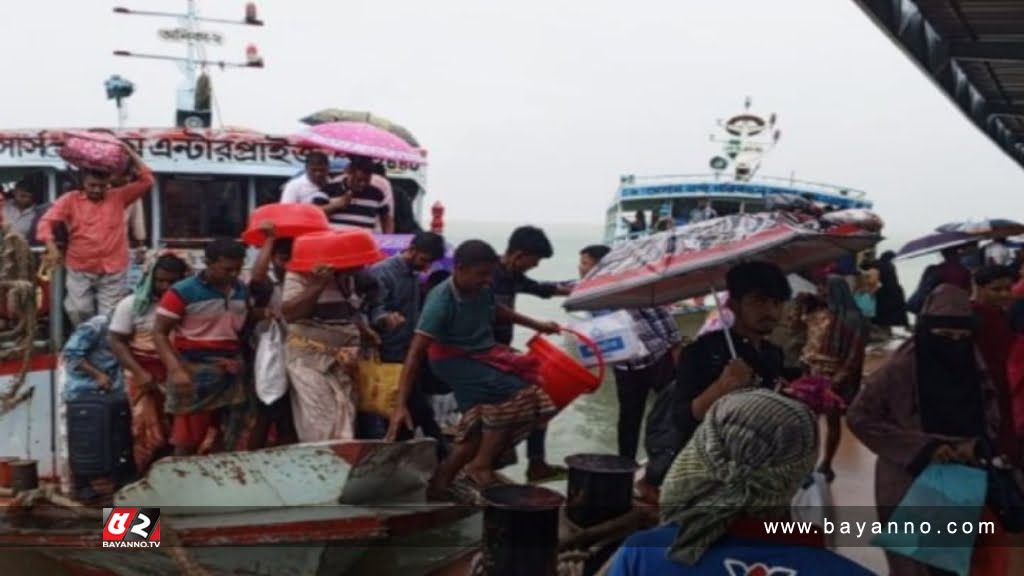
(709, 156, 728, 171)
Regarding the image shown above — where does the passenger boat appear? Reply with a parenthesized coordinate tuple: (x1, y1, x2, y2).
(0, 3, 469, 575)
(601, 98, 875, 335)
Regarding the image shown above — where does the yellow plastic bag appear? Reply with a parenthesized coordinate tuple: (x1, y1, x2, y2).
(356, 355, 403, 417)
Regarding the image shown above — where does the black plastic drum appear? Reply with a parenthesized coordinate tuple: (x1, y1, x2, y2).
(564, 453, 639, 528)
(480, 484, 565, 576)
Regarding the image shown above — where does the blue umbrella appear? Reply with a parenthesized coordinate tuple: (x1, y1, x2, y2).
(894, 231, 975, 260)
(936, 218, 1024, 237)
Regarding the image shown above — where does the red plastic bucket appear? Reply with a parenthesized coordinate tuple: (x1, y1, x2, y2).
(527, 328, 605, 410)
(241, 203, 330, 247)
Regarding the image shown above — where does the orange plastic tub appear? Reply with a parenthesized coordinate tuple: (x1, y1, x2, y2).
(527, 328, 605, 410)
(241, 203, 330, 247)
(287, 229, 387, 272)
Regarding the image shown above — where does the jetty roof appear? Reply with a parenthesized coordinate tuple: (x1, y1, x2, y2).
(852, 0, 1024, 169)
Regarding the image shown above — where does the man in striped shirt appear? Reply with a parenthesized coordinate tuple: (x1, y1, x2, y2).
(317, 155, 393, 232)
(152, 238, 251, 456)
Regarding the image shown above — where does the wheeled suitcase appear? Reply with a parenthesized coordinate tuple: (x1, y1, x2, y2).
(66, 390, 136, 487)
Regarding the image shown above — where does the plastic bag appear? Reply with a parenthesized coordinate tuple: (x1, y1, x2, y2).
(254, 320, 288, 405)
(356, 354, 403, 417)
(871, 463, 987, 576)
(568, 310, 649, 367)
(791, 472, 834, 547)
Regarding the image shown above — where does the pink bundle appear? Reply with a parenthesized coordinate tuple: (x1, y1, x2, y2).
(782, 375, 846, 414)
(59, 131, 128, 175)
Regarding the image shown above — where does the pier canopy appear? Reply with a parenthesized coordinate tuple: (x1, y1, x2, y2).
(852, 0, 1024, 169)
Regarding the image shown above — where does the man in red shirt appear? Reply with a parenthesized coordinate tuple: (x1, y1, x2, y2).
(972, 265, 1016, 460)
(37, 144, 154, 326)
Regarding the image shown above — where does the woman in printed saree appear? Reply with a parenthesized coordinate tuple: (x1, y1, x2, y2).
(386, 240, 560, 498)
(152, 239, 252, 456)
(108, 252, 190, 471)
(281, 257, 401, 443)
(799, 275, 869, 482)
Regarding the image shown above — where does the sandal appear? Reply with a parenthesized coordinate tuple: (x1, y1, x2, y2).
(527, 464, 568, 484)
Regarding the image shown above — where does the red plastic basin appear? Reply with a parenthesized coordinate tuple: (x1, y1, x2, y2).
(287, 229, 387, 272)
(242, 203, 331, 247)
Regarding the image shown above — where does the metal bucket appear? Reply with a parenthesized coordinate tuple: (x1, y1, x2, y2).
(481, 484, 565, 576)
(0, 457, 15, 488)
(565, 453, 639, 528)
(10, 459, 38, 494)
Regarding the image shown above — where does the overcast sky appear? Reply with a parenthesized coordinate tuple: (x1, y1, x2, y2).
(4, 0, 1023, 236)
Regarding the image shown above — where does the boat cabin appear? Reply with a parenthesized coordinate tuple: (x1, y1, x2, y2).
(605, 173, 873, 244)
(0, 126, 429, 478)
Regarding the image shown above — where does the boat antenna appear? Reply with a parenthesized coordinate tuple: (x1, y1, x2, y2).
(707, 98, 781, 182)
(112, 1, 265, 128)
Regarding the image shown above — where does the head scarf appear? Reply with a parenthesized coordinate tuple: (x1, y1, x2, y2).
(132, 250, 191, 317)
(659, 388, 818, 565)
(914, 283, 985, 437)
(824, 275, 868, 359)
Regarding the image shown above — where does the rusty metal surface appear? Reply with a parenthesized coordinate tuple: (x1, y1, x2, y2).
(115, 438, 437, 511)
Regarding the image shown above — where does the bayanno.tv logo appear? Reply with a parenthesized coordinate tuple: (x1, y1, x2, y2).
(102, 508, 161, 548)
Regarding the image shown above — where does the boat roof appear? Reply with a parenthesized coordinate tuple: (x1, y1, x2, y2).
(0, 126, 427, 188)
(613, 173, 872, 208)
(851, 0, 1024, 171)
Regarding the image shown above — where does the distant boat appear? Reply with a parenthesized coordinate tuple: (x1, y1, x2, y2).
(602, 98, 875, 333)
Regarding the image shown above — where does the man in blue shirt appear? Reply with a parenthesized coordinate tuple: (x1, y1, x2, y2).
(609, 389, 874, 576)
(367, 231, 448, 455)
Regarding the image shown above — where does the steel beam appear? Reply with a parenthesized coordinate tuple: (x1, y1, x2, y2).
(850, 0, 1024, 170)
(950, 41, 1024, 63)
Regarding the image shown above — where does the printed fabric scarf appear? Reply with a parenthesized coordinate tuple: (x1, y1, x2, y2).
(659, 389, 819, 565)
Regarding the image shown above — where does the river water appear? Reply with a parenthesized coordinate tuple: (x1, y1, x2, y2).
(5, 219, 930, 575)
(349, 219, 931, 574)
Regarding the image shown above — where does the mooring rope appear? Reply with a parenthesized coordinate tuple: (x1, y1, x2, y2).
(0, 229, 39, 418)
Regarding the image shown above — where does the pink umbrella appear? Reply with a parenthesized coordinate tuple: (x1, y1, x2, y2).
(293, 121, 427, 165)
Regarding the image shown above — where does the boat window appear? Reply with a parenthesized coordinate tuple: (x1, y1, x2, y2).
(254, 176, 289, 207)
(160, 175, 247, 246)
(0, 168, 51, 353)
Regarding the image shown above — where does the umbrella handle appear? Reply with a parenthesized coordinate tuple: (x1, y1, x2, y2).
(710, 289, 737, 359)
(559, 326, 607, 386)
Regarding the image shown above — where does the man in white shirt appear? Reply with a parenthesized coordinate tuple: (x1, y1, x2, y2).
(2, 181, 39, 238)
(688, 197, 717, 223)
(984, 238, 1014, 266)
(279, 152, 332, 205)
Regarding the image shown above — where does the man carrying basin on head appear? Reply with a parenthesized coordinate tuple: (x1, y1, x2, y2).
(37, 143, 155, 326)
(280, 230, 403, 442)
(386, 240, 561, 498)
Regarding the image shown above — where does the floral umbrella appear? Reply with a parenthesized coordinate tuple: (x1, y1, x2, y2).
(293, 121, 427, 166)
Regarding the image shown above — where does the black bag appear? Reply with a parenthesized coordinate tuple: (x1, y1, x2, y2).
(66, 390, 135, 481)
(978, 438, 1024, 533)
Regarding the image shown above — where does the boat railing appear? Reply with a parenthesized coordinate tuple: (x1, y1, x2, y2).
(616, 173, 868, 200)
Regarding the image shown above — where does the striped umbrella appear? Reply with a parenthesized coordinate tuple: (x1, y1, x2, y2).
(894, 231, 976, 261)
(564, 211, 881, 312)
